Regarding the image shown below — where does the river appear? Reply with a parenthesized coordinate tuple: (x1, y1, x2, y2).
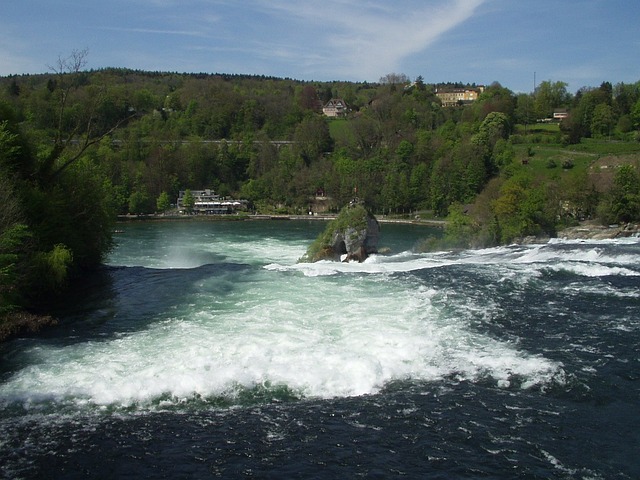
(1, 220, 638, 478)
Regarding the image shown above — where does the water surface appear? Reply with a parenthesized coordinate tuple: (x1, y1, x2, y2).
(1, 220, 638, 478)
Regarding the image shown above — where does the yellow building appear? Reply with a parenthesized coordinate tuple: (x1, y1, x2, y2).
(435, 86, 484, 107)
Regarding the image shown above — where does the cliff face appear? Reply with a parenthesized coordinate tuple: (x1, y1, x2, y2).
(330, 215, 380, 262)
(300, 203, 380, 263)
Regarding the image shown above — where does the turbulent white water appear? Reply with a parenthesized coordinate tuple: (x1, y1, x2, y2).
(2, 222, 638, 413)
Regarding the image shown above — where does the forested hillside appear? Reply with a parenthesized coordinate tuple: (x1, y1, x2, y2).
(1, 54, 640, 333)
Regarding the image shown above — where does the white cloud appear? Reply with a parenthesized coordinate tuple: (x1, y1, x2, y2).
(252, 0, 487, 80)
(98, 26, 206, 38)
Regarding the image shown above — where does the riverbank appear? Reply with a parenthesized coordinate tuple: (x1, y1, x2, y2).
(556, 221, 640, 241)
(117, 213, 447, 227)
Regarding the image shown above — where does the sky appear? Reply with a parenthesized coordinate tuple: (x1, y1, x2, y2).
(1, 0, 639, 93)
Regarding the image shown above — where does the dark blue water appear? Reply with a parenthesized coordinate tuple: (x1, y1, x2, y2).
(1, 221, 638, 479)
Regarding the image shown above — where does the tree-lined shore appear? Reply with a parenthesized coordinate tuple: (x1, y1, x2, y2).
(1, 53, 640, 337)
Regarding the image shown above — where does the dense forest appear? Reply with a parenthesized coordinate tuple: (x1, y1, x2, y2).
(1, 51, 640, 336)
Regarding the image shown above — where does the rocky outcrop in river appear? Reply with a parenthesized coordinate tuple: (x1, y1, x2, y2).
(519, 221, 639, 244)
(300, 201, 379, 263)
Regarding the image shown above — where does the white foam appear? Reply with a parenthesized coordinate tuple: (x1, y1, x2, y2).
(548, 262, 639, 277)
(0, 277, 562, 410)
(7, 228, 635, 411)
(549, 236, 640, 246)
(267, 252, 453, 277)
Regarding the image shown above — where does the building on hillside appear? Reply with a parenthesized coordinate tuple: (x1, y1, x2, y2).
(553, 108, 569, 120)
(435, 86, 484, 107)
(177, 189, 248, 214)
(323, 98, 348, 117)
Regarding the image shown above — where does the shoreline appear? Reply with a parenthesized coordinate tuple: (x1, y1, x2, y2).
(117, 213, 447, 227)
(116, 214, 638, 241)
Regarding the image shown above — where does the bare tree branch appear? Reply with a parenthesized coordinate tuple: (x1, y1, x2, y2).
(49, 113, 135, 180)
(39, 49, 134, 182)
(47, 48, 89, 76)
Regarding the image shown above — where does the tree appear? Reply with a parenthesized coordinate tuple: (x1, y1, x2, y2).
(182, 189, 195, 214)
(409, 162, 430, 207)
(534, 80, 570, 119)
(559, 171, 599, 221)
(491, 174, 555, 243)
(299, 85, 321, 112)
(128, 189, 150, 215)
(590, 103, 615, 137)
(391, 141, 411, 164)
(0, 224, 30, 315)
(0, 157, 30, 316)
(474, 111, 510, 147)
(472, 111, 509, 175)
(515, 93, 536, 126)
(156, 191, 171, 213)
(347, 116, 381, 158)
(492, 139, 515, 167)
(27, 157, 117, 268)
(567, 87, 613, 140)
(379, 73, 409, 85)
(475, 82, 516, 120)
(443, 203, 475, 248)
(1, 96, 118, 316)
(293, 115, 333, 165)
(613, 82, 640, 116)
(603, 164, 640, 223)
(631, 99, 640, 130)
(38, 49, 134, 183)
(617, 115, 634, 134)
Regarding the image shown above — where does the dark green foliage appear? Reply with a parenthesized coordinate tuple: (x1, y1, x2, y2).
(0, 224, 30, 315)
(22, 157, 116, 270)
(442, 203, 475, 249)
(0, 68, 119, 324)
(156, 191, 171, 213)
(293, 115, 333, 164)
(181, 189, 195, 213)
(598, 164, 640, 224)
(128, 189, 152, 215)
(0, 66, 638, 322)
(533, 81, 570, 119)
(1, 70, 517, 221)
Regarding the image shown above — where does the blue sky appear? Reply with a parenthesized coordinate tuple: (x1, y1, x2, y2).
(2, 0, 639, 93)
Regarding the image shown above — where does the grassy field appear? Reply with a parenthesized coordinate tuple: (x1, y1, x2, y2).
(511, 127, 640, 190)
(513, 122, 562, 135)
(515, 145, 595, 176)
(327, 118, 353, 144)
(565, 138, 640, 155)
